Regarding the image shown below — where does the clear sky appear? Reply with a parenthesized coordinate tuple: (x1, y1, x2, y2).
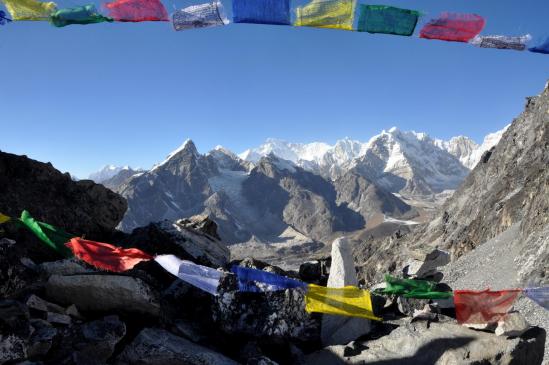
(0, 0, 548, 178)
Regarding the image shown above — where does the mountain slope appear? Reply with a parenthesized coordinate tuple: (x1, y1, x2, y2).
(355, 82, 549, 287)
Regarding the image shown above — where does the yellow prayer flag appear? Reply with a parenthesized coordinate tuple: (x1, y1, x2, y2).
(294, 0, 355, 30)
(1, 0, 57, 20)
(0, 213, 11, 224)
(305, 284, 382, 321)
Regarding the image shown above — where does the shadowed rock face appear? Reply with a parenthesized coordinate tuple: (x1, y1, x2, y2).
(0, 151, 127, 238)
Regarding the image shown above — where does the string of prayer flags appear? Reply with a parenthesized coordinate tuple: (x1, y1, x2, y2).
(0, 10, 13, 24)
(453, 289, 521, 325)
(523, 287, 549, 310)
(306, 284, 382, 320)
(232, 266, 307, 293)
(294, 0, 355, 31)
(232, 0, 290, 26)
(19, 210, 74, 258)
(155, 255, 223, 295)
(0, 213, 11, 224)
(104, 0, 169, 22)
(66, 237, 153, 272)
(420, 12, 485, 43)
(529, 38, 549, 55)
(382, 275, 453, 300)
(172, 1, 228, 31)
(51, 4, 112, 27)
(470, 34, 531, 51)
(1, 0, 57, 21)
(357, 5, 419, 36)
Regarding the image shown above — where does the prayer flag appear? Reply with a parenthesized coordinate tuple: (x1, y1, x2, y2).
(19, 210, 74, 257)
(382, 275, 453, 300)
(104, 0, 169, 22)
(529, 38, 549, 55)
(306, 284, 382, 320)
(0, 10, 13, 24)
(179, 259, 223, 296)
(66, 237, 153, 272)
(454, 289, 521, 324)
(523, 288, 548, 310)
(232, 0, 290, 25)
(50, 4, 112, 27)
(0, 213, 10, 224)
(232, 266, 307, 293)
(420, 12, 485, 43)
(294, 0, 355, 31)
(1, 0, 56, 20)
(155, 255, 223, 295)
(172, 1, 228, 31)
(470, 34, 531, 51)
(357, 5, 419, 36)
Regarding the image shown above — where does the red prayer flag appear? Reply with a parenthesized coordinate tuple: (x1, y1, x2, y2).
(454, 289, 521, 325)
(66, 237, 153, 272)
(420, 12, 485, 43)
(104, 0, 169, 22)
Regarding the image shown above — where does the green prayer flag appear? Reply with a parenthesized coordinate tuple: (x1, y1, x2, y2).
(19, 210, 74, 257)
(382, 275, 452, 299)
(357, 5, 420, 36)
(50, 4, 112, 27)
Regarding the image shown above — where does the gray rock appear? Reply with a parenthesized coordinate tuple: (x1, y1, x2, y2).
(46, 312, 71, 326)
(404, 249, 450, 279)
(0, 335, 27, 365)
(305, 321, 546, 365)
(116, 328, 239, 365)
(51, 315, 126, 365)
(46, 275, 160, 316)
(39, 260, 92, 277)
(495, 312, 530, 337)
(120, 218, 229, 268)
(26, 295, 65, 314)
(321, 238, 372, 347)
(28, 319, 57, 358)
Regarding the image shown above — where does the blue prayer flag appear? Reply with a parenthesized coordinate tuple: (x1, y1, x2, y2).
(524, 287, 549, 310)
(529, 38, 549, 55)
(231, 266, 307, 293)
(232, 0, 290, 25)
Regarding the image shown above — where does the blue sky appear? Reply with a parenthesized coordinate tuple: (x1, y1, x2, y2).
(0, 0, 548, 178)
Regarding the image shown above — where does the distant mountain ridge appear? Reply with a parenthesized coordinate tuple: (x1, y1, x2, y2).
(91, 126, 507, 246)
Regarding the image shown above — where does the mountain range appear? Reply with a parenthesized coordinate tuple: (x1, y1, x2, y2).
(88, 127, 506, 250)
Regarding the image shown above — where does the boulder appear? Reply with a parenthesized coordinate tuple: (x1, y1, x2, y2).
(50, 315, 126, 364)
(116, 328, 239, 365)
(27, 319, 57, 358)
(46, 275, 160, 316)
(38, 260, 92, 277)
(299, 259, 330, 285)
(305, 321, 546, 365)
(321, 237, 372, 347)
(0, 151, 127, 238)
(26, 295, 65, 314)
(176, 215, 221, 240)
(0, 334, 27, 364)
(214, 277, 316, 341)
(121, 219, 229, 268)
(404, 249, 450, 280)
(495, 312, 530, 337)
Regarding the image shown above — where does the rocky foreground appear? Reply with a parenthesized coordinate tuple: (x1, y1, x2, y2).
(0, 211, 546, 364)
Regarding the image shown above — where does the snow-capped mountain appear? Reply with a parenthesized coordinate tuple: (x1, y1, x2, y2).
(88, 165, 136, 183)
(240, 126, 508, 187)
(435, 125, 509, 169)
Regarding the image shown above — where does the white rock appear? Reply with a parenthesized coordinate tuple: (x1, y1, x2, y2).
(321, 237, 372, 346)
(495, 312, 530, 337)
